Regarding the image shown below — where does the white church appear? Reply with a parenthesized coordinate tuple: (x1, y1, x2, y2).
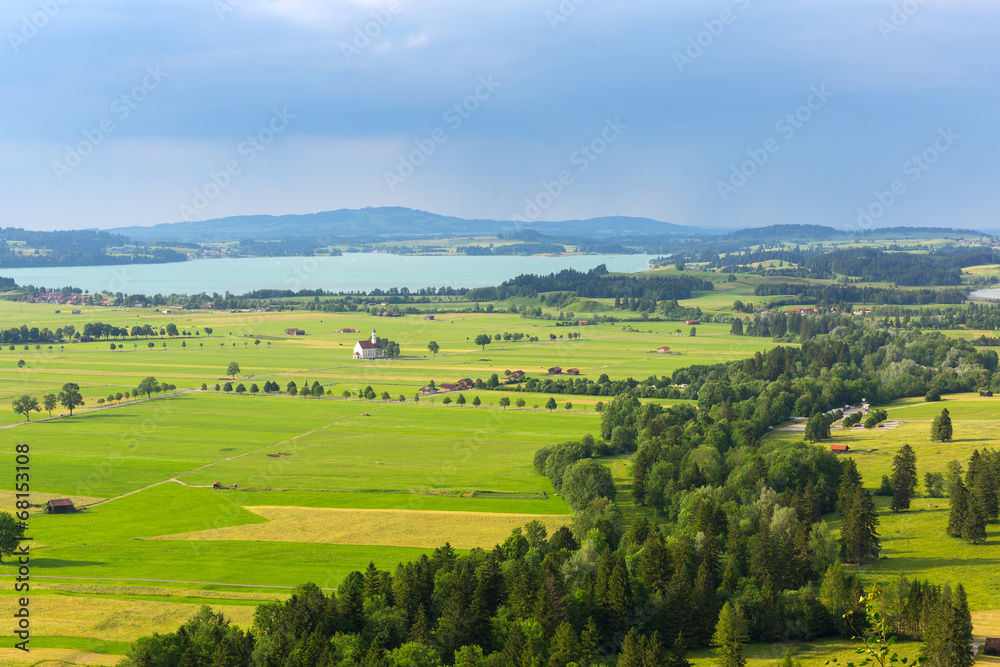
(353, 330, 384, 360)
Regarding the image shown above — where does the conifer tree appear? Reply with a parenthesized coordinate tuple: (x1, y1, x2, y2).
(960, 495, 987, 545)
(547, 622, 579, 667)
(947, 478, 969, 538)
(838, 459, 863, 518)
(616, 628, 646, 667)
(579, 617, 599, 666)
(645, 632, 666, 667)
(890, 444, 917, 512)
(842, 486, 881, 564)
(665, 632, 692, 667)
(712, 602, 749, 667)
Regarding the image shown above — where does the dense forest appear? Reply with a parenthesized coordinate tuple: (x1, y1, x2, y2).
(752, 283, 969, 305)
(466, 266, 714, 303)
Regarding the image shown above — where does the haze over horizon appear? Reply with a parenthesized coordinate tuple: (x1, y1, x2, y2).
(2, 0, 998, 233)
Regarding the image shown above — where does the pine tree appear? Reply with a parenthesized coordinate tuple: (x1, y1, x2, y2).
(951, 585, 975, 667)
(637, 529, 672, 594)
(838, 459, 863, 518)
(617, 628, 646, 667)
(579, 617, 599, 666)
(890, 444, 918, 512)
(947, 478, 969, 538)
(644, 632, 666, 667)
(712, 602, 749, 667)
(547, 622, 579, 667)
(842, 487, 881, 564)
(665, 632, 692, 667)
(960, 495, 987, 545)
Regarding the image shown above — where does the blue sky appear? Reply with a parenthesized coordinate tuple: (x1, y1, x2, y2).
(1, 0, 997, 231)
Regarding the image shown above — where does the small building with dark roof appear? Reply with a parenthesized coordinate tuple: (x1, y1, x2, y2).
(46, 498, 76, 514)
(285, 328, 306, 335)
(548, 367, 562, 375)
(566, 368, 580, 375)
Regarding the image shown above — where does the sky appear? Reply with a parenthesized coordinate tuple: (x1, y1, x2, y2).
(1, 0, 998, 232)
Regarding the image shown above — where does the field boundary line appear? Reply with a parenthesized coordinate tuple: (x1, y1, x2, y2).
(86, 405, 387, 508)
(0, 574, 334, 590)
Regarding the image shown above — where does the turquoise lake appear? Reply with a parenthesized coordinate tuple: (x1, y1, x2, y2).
(0, 253, 657, 295)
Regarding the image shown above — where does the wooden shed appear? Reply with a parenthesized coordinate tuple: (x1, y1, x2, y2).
(46, 498, 76, 514)
(831, 444, 850, 453)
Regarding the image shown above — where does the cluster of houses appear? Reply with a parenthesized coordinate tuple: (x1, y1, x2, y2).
(547, 367, 580, 375)
(420, 370, 531, 395)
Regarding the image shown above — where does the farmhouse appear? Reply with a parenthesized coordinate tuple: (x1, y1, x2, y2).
(548, 367, 562, 375)
(353, 330, 384, 360)
(509, 370, 526, 381)
(578, 320, 589, 325)
(456, 378, 475, 390)
(339, 328, 357, 333)
(438, 383, 458, 391)
(684, 319, 700, 325)
(656, 346, 671, 354)
(419, 386, 438, 395)
(424, 315, 435, 321)
(831, 444, 850, 453)
(46, 498, 76, 514)
(285, 328, 306, 336)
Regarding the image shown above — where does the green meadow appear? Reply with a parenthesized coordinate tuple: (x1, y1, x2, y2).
(1, 293, 998, 662)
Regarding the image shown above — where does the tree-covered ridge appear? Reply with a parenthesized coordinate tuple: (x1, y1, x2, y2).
(0, 227, 187, 268)
(465, 266, 714, 303)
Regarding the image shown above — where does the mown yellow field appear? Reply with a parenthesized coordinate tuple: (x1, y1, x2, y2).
(0, 594, 256, 642)
(151, 506, 571, 549)
(973, 610, 1000, 639)
(0, 647, 121, 666)
(0, 491, 103, 514)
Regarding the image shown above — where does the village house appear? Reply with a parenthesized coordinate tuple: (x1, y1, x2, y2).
(455, 378, 475, 390)
(656, 346, 671, 354)
(285, 328, 306, 336)
(339, 328, 357, 334)
(684, 319, 700, 325)
(509, 370, 526, 381)
(353, 330, 384, 359)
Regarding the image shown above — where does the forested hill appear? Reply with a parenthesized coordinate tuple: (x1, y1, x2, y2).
(0, 228, 187, 268)
(112, 208, 704, 242)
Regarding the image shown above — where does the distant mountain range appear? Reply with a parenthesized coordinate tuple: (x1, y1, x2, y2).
(111, 207, 709, 242)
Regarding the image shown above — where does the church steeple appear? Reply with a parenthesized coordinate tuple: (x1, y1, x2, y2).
(371, 329, 377, 344)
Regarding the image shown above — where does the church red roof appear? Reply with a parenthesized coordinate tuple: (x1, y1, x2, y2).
(356, 340, 381, 349)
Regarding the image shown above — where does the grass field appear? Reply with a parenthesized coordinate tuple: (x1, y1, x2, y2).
(2, 294, 998, 664)
(764, 392, 1000, 612)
